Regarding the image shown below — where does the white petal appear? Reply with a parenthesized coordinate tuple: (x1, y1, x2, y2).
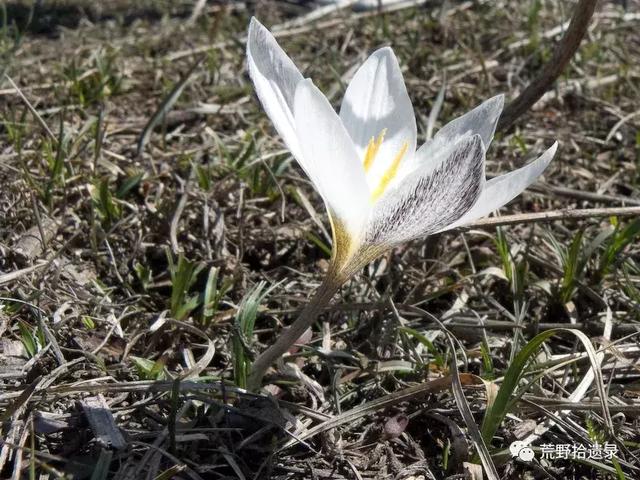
(339, 47, 416, 187)
(434, 94, 504, 148)
(294, 79, 370, 237)
(406, 95, 504, 174)
(247, 17, 304, 159)
(441, 141, 558, 231)
(366, 134, 485, 246)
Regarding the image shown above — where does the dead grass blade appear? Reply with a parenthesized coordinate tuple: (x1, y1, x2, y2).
(516, 313, 622, 456)
(136, 58, 203, 158)
(0, 376, 41, 423)
(284, 373, 483, 448)
(481, 328, 613, 446)
(426, 75, 446, 141)
(4, 74, 56, 142)
(0, 263, 48, 285)
(448, 338, 500, 480)
(168, 319, 216, 380)
(459, 207, 640, 231)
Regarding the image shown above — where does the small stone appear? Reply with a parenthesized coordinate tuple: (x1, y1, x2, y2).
(383, 414, 409, 439)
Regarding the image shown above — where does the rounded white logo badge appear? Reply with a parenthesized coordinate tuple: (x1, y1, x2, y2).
(510, 441, 535, 462)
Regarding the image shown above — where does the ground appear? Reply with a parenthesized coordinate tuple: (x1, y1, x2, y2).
(1, 1, 640, 479)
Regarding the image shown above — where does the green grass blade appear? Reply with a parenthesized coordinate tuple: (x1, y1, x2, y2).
(90, 449, 113, 480)
(481, 328, 612, 445)
(136, 57, 203, 157)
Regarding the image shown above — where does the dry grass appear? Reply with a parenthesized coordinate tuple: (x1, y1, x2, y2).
(1, 1, 640, 479)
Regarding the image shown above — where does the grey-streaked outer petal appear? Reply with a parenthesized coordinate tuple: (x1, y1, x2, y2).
(365, 134, 486, 247)
(407, 95, 504, 173)
(440, 141, 558, 232)
(246, 17, 304, 160)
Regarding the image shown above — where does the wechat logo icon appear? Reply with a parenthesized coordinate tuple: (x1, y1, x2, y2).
(510, 441, 535, 462)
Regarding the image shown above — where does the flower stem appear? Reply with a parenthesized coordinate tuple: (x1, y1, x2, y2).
(247, 273, 343, 392)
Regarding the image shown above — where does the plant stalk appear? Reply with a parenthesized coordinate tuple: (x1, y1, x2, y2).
(247, 273, 343, 392)
(497, 0, 598, 132)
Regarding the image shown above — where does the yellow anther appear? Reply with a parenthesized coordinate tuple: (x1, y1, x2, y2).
(363, 129, 386, 172)
(371, 141, 409, 201)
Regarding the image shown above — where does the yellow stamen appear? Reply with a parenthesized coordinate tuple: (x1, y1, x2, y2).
(362, 129, 386, 172)
(370, 141, 409, 201)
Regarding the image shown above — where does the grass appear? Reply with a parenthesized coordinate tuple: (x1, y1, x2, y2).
(0, 1, 639, 479)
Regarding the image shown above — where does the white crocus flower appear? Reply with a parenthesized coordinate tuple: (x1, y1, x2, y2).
(246, 18, 558, 390)
(247, 18, 557, 282)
